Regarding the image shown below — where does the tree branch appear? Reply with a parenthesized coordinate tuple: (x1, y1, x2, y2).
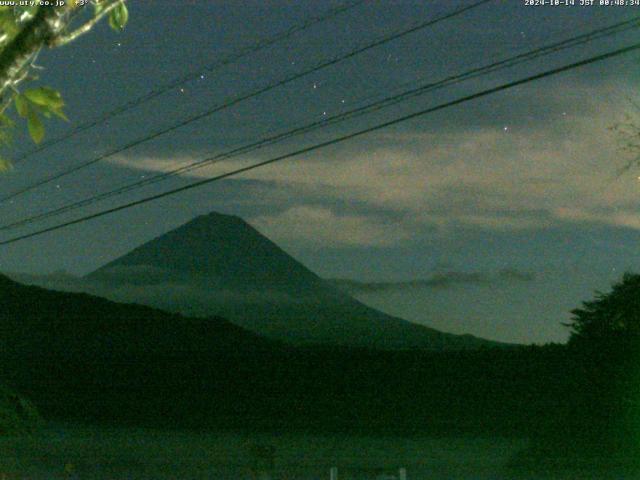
(50, 0, 124, 47)
(0, 5, 75, 98)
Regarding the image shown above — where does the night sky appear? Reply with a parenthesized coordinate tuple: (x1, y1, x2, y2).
(1, 0, 640, 344)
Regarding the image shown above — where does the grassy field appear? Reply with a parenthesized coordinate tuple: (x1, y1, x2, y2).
(0, 424, 636, 479)
(0, 423, 528, 479)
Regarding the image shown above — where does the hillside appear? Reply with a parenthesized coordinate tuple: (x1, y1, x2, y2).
(0, 274, 271, 359)
(0, 274, 573, 434)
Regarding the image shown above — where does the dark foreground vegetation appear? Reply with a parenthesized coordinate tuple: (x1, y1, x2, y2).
(0, 273, 638, 475)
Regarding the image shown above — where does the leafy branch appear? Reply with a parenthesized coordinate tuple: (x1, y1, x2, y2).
(50, 0, 128, 47)
(0, 0, 129, 169)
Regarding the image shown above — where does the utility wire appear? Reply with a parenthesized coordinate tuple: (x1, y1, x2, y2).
(1, 41, 638, 246)
(0, 0, 493, 204)
(9, 0, 367, 165)
(2, 16, 638, 232)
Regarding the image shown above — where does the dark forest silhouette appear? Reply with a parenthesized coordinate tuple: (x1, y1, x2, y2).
(0, 273, 638, 474)
(509, 273, 640, 474)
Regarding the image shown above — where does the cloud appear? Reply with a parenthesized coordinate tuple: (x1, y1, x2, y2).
(329, 269, 536, 294)
(105, 83, 640, 247)
(553, 207, 640, 231)
(6, 271, 316, 319)
(251, 205, 410, 247)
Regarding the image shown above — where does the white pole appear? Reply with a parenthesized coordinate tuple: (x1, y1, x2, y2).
(398, 467, 407, 480)
(330, 466, 338, 480)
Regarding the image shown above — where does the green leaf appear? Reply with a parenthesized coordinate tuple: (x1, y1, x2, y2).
(14, 94, 28, 118)
(0, 113, 15, 129)
(21, 87, 68, 122)
(0, 156, 12, 172)
(108, 1, 128, 31)
(0, 130, 12, 147)
(23, 87, 64, 109)
(93, 0, 105, 16)
(0, 113, 14, 147)
(26, 108, 44, 144)
(0, 8, 18, 43)
(50, 107, 69, 122)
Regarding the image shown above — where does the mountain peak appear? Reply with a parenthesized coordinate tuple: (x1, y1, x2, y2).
(89, 211, 323, 291)
(176, 210, 250, 230)
(86, 210, 501, 350)
(190, 211, 245, 226)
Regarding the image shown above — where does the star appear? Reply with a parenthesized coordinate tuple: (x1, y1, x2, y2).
(503, 126, 509, 132)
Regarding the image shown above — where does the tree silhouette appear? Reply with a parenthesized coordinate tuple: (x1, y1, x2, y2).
(566, 272, 640, 348)
(564, 272, 640, 455)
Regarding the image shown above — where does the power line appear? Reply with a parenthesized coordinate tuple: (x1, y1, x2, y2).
(2, 16, 639, 232)
(341, 14, 640, 117)
(9, 0, 367, 165)
(0, 0, 493, 204)
(1, 41, 638, 246)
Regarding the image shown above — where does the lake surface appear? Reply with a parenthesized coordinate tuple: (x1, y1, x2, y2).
(0, 424, 631, 479)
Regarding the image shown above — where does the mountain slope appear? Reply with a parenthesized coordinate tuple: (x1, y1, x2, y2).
(0, 273, 272, 360)
(0, 273, 281, 426)
(0, 274, 561, 435)
(88, 211, 500, 350)
(90, 212, 325, 291)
